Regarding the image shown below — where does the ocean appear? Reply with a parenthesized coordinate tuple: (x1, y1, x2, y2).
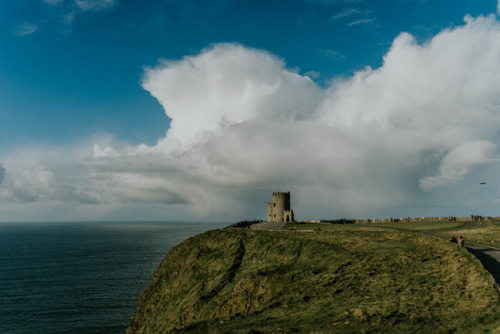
(0, 221, 229, 333)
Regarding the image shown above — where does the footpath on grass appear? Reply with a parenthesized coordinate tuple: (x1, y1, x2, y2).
(422, 220, 500, 287)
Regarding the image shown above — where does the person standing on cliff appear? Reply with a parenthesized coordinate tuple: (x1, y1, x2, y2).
(459, 236, 465, 247)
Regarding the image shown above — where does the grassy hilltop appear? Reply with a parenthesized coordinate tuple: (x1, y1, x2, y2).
(128, 223, 500, 333)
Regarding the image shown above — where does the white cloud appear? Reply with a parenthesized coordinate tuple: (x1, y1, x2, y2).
(419, 141, 496, 191)
(348, 18, 375, 26)
(320, 49, 347, 59)
(14, 22, 39, 36)
(331, 6, 374, 27)
(108, 15, 500, 218)
(43, 0, 117, 10)
(142, 44, 323, 145)
(35, 0, 119, 32)
(5, 14, 500, 221)
(0, 164, 5, 184)
(43, 0, 65, 5)
(74, 0, 117, 11)
(304, 70, 321, 79)
(0, 144, 101, 205)
(63, 12, 76, 23)
(332, 8, 362, 20)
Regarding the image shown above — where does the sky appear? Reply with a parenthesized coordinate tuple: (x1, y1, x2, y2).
(1, 0, 500, 222)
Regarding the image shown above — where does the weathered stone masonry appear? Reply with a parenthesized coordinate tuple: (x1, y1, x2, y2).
(267, 192, 294, 223)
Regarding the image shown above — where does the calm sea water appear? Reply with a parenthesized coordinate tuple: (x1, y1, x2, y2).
(0, 221, 229, 334)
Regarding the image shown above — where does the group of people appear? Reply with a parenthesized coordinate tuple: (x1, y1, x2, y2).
(450, 235, 465, 247)
(471, 215, 484, 222)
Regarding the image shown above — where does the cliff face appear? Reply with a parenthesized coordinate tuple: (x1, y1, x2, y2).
(128, 228, 500, 333)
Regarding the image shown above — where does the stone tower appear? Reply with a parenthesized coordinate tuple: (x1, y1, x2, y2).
(267, 192, 294, 223)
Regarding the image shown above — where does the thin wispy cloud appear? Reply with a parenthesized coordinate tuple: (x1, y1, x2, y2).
(304, 70, 321, 79)
(14, 22, 39, 36)
(22, 0, 120, 34)
(74, 0, 117, 11)
(43, 0, 64, 4)
(332, 8, 363, 20)
(348, 18, 375, 26)
(309, 0, 365, 5)
(43, 0, 117, 10)
(320, 49, 347, 59)
(330, 6, 375, 28)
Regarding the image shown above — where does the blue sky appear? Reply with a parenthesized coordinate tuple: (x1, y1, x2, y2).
(2, 0, 494, 147)
(1, 0, 500, 222)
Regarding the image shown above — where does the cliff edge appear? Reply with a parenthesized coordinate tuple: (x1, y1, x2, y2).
(128, 228, 500, 333)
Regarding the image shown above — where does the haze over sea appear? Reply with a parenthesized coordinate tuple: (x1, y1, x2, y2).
(0, 221, 228, 333)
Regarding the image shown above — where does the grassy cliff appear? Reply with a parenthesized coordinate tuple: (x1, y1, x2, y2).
(128, 228, 500, 333)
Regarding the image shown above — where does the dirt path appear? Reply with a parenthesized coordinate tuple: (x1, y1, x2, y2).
(420, 220, 481, 236)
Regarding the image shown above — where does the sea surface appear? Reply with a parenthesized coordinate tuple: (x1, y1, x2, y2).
(0, 221, 229, 334)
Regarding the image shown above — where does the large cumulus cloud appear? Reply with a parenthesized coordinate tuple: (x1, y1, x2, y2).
(137, 16, 500, 219)
(318, 15, 500, 192)
(142, 44, 323, 145)
(3, 14, 500, 221)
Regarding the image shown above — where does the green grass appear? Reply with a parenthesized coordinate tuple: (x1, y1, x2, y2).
(284, 222, 380, 231)
(285, 220, 464, 232)
(128, 228, 500, 333)
(431, 218, 500, 247)
(369, 220, 465, 231)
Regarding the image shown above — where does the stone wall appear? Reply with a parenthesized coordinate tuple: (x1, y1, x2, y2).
(294, 217, 483, 224)
(283, 210, 294, 223)
(354, 216, 472, 224)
